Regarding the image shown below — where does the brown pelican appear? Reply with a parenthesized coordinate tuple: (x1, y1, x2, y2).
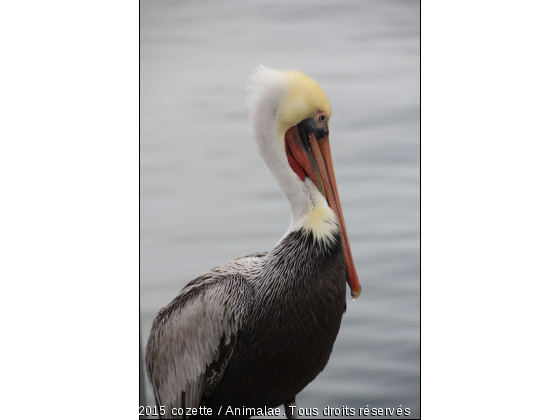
(146, 66, 361, 419)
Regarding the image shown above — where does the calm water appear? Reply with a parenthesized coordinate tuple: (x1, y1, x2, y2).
(140, 1, 419, 418)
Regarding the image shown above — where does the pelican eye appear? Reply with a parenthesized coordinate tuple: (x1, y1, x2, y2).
(319, 114, 326, 122)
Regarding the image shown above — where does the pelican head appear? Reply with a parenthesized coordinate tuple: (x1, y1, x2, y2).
(247, 66, 361, 298)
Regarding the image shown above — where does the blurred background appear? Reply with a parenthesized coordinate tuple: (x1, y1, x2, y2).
(141, 1, 419, 418)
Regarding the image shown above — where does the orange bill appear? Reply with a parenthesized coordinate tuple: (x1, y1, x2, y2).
(285, 121, 361, 298)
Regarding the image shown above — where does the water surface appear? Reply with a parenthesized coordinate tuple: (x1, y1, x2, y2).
(141, 1, 419, 418)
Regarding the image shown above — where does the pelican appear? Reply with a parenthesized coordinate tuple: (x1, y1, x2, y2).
(146, 66, 361, 419)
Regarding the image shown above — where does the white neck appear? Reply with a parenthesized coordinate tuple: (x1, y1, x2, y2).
(247, 67, 338, 245)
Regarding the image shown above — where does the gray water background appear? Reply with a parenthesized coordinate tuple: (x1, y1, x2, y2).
(140, 1, 419, 418)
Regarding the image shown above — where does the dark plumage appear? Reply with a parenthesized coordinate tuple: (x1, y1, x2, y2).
(146, 229, 347, 419)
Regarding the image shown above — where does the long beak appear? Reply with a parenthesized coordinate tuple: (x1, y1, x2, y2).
(285, 121, 361, 298)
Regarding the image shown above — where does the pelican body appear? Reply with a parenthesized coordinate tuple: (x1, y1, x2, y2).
(146, 67, 361, 419)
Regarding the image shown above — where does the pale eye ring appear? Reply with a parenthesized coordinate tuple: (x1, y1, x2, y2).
(319, 114, 326, 122)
